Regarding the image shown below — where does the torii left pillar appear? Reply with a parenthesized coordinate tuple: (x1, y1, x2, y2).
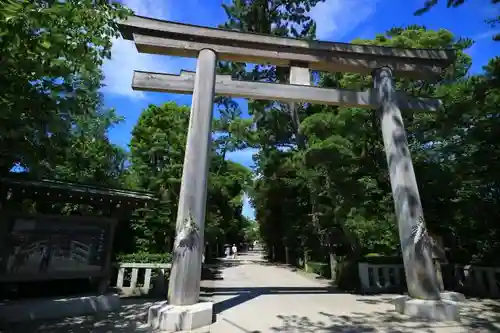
(147, 48, 217, 332)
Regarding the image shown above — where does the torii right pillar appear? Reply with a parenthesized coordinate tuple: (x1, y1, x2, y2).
(373, 66, 464, 321)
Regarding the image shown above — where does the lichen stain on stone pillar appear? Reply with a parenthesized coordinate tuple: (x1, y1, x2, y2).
(168, 213, 201, 304)
(373, 66, 441, 301)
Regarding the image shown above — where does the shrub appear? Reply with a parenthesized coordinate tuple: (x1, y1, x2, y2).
(362, 253, 403, 265)
(116, 252, 172, 263)
(335, 260, 360, 291)
(306, 261, 330, 278)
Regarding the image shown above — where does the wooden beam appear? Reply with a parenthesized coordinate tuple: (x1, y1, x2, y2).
(132, 70, 442, 112)
(132, 34, 446, 79)
(119, 15, 455, 74)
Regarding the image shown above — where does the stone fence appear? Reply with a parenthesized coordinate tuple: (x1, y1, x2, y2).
(111, 262, 171, 297)
(358, 262, 500, 298)
(111, 262, 499, 298)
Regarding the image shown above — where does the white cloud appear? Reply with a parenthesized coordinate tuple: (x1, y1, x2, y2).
(101, 0, 195, 99)
(309, 0, 380, 40)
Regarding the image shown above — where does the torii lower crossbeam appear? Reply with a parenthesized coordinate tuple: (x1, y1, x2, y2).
(132, 70, 441, 112)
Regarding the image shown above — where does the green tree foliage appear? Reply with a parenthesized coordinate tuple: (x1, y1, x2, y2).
(242, 221, 260, 243)
(4, 0, 500, 278)
(127, 102, 251, 255)
(127, 102, 190, 253)
(52, 110, 127, 187)
(218, 0, 500, 280)
(301, 26, 499, 267)
(0, 0, 130, 176)
(0, 0, 255, 264)
(219, 0, 326, 265)
(307, 26, 474, 257)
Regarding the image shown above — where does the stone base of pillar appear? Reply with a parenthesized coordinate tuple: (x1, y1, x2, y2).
(440, 291, 466, 302)
(0, 293, 121, 323)
(393, 292, 465, 321)
(147, 301, 213, 332)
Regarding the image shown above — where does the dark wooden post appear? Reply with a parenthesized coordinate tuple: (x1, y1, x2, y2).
(167, 48, 217, 306)
(373, 66, 441, 300)
(430, 234, 446, 291)
(98, 219, 117, 295)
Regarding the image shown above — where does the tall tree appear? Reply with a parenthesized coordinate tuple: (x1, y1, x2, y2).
(245, 18, 500, 284)
(127, 102, 251, 255)
(52, 109, 127, 187)
(219, 0, 325, 264)
(297, 25, 474, 272)
(0, 0, 130, 176)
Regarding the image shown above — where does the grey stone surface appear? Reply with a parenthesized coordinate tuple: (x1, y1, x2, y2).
(0, 293, 120, 323)
(393, 295, 460, 321)
(440, 291, 466, 302)
(147, 301, 213, 332)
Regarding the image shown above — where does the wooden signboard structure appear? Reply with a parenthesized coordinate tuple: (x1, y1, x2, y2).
(0, 177, 156, 295)
(119, 15, 457, 327)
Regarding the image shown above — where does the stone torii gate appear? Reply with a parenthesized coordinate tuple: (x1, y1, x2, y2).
(119, 15, 458, 332)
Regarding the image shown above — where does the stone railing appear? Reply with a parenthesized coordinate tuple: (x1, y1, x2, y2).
(450, 264, 500, 297)
(358, 263, 406, 293)
(112, 263, 171, 297)
(358, 262, 500, 298)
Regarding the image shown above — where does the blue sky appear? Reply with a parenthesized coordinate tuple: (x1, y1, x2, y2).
(102, 0, 500, 220)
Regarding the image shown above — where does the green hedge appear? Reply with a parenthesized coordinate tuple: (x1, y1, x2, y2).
(306, 261, 331, 278)
(361, 253, 403, 265)
(116, 252, 172, 263)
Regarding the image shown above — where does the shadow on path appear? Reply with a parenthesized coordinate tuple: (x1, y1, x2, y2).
(268, 297, 500, 333)
(202, 286, 342, 314)
(1, 298, 155, 333)
(201, 259, 244, 281)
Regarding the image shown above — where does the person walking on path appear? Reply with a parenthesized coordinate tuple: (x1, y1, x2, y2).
(231, 244, 238, 259)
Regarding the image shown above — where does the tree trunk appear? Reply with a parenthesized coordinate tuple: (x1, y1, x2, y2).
(304, 249, 309, 272)
(329, 251, 338, 282)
